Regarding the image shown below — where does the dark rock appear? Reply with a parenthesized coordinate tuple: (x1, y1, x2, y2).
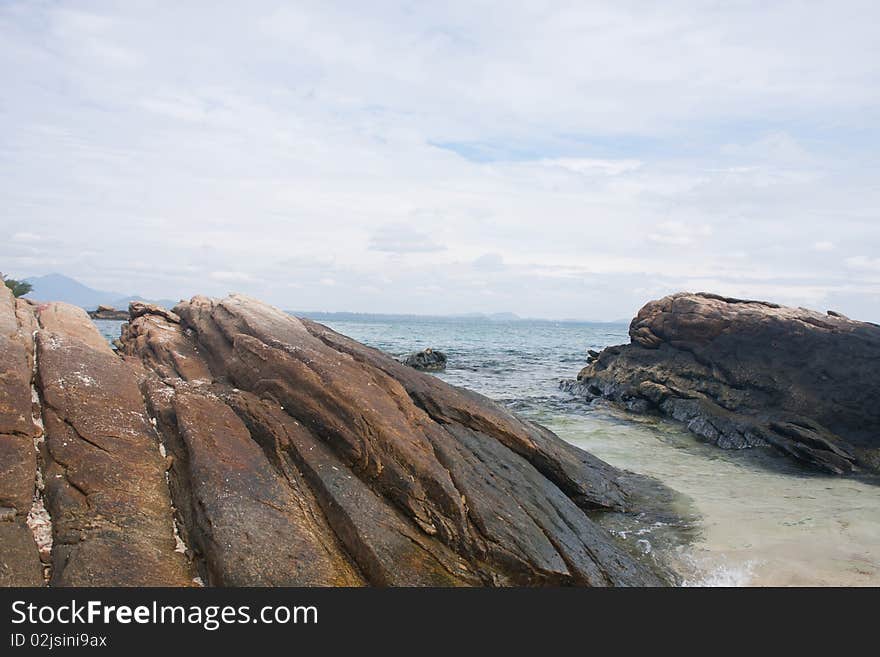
(567, 292, 880, 475)
(402, 348, 447, 371)
(87, 305, 129, 321)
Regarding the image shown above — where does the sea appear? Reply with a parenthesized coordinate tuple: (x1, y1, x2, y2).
(94, 316, 880, 586)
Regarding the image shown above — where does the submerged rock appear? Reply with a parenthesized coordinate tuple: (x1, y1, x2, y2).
(402, 347, 447, 371)
(566, 292, 880, 475)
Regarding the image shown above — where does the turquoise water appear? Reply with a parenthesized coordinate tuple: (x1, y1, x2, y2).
(96, 316, 880, 586)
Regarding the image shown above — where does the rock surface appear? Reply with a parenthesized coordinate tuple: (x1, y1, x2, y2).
(34, 302, 194, 586)
(567, 292, 880, 475)
(1, 292, 668, 586)
(0, 287, 43, 586)
(402, 347, 447, 371)
(87, 305, 129, 320)
(125, 294, 664, 586)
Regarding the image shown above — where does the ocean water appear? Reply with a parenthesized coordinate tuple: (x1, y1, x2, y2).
(95, 317, 880, 586)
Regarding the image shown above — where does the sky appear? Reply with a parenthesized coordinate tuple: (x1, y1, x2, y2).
(1, 1, 879, 321)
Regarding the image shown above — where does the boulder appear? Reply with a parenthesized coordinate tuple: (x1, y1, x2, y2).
(1, 294, 669, 587)
(402, 348, 447, 371)
(120, 295, 666, 586)
(0, 287, 42, 586)
(34, 302, 194, 586)
(567, 292, 880, 475)
(87, 306, 129, 321)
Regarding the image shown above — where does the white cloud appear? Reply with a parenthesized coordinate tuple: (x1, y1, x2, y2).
(647, 221, 712, 246)
(368, 224, 446, 254)
(210, 271, 253, 282)
(539, 158, 642, 176)
(0, 2, 879, 321)
(12, 232, 42, 242)
(846, 256, 880, 272)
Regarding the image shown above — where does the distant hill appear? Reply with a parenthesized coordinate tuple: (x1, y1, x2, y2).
(24, 273, 179, 311)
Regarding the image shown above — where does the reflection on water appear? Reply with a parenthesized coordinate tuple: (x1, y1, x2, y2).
(95, 316, 880, 585)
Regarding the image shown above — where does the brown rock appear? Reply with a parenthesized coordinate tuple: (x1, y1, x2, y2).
(154, 294, 666, 586)
(0, 521, 43, 586)
(227, 390, 478, 586)
(38, 302, 112, 353)
(35, 305, 193, 586)
(160, 384, 363, 586)
(0, 287, 42, 586)
(118, 306, 212, 382)
(569, 292, 880, 475)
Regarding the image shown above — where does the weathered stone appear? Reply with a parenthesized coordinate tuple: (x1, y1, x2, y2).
(402, 348, 447, 371)
(39, 302, 112, 353)
(88, 305, 129, 320)
(0, 287, 41, 586)
(163, 385, 364, 586)
(0, 289, 668, 587)
(301, 318, 636, 512)
(568, 292, 880, 475)
(35, 304, 193, 586)
(0, 521, 43, 586)
(226, 391, 473, 586)
(118, 305, 212, 382)
(129, 301, 180, 324)
(160, 294, 665, 585)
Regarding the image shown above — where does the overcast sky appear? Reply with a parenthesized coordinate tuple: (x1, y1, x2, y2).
(2, 1, 879, 321)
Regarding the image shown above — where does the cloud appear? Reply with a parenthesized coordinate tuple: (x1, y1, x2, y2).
(12, 232, 43, 243)
(846, 256, 880, 272)
(209, 271, 253, 282)
(647, 221, 712, 246)
(472, 253, 505, 270)
(368, 224, 446, 254)
(1, 2, 879, 322)
(539, 158, 642, 176)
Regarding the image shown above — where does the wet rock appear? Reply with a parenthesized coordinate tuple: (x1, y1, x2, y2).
(568, 292, 880, 475)
(402, 348, 447, 371)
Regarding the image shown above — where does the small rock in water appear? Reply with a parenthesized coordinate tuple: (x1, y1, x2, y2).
(401, 348, 447, 371)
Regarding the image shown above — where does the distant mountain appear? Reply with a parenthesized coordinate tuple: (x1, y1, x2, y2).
(24, 273, 178, 311)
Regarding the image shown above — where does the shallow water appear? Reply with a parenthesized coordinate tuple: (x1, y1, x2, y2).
(95, 316, 880, 586)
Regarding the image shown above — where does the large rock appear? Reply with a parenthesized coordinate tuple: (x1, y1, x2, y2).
(87, 305, 129, 321)
(118, 295, 666, 586)
(567, 292, 880, 475)
(1, 293, 668, 587)
(0, 287, 42, 586)
(34, 302, 193, 586)
(402, 348, 447, 371)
